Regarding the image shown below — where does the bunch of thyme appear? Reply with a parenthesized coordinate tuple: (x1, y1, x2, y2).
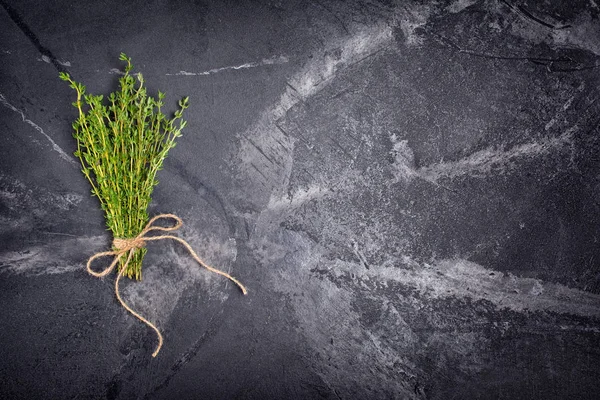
(60, 53, 189, 280)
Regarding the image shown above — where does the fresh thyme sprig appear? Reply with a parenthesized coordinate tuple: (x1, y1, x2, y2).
(60, 53, 189, 280)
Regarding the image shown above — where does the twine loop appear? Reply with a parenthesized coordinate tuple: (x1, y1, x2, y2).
(86, 213, 247, 357)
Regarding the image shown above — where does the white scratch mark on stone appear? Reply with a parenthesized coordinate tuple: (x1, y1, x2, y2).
(38, 54, 71, 66)
(166, 55, 289, 76)
(0, 93, 78, 166)
(284, 24, 393, 104)
(108, 69, 142, 76)
(0, 235, 108, 276)
(356, 258, 600, 319)
(418, 128, 576, 182)
(0, 173, 83, 219)
(545, 94, 577, 131)
(446, 0, 479, 13)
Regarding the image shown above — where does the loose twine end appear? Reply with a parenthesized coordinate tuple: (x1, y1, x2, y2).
(86, 213, 248, 358)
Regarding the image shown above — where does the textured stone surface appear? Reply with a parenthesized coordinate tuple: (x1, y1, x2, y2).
(1, 0, 600, 399)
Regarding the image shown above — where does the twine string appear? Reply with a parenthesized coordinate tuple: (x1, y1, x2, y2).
(86, 213, 247, 357)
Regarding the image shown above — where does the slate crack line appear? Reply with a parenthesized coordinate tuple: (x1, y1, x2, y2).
(0, 93, 78, 166)
(429, 30, 599, 72)
(0, 0, 67, 72)
(427, 30, 576, 64)
(250, 163, 269, 182)
(144, 312, 221, 399)
(501, 0, 571, 30)
(245, 137, 281, 166)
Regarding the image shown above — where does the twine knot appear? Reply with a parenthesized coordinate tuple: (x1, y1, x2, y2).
(86, 213, 247, 358)
(112, 237, 145, 252)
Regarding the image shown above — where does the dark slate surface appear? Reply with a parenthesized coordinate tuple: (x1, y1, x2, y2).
(1, 1, 600, 399)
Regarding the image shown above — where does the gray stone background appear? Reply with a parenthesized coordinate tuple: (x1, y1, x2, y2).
(1, 0, 599, 399)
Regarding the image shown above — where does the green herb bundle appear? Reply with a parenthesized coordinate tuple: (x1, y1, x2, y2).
(60, 54, 189, 280)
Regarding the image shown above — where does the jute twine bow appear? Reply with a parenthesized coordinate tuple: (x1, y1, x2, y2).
(86, 213, 247, 357)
